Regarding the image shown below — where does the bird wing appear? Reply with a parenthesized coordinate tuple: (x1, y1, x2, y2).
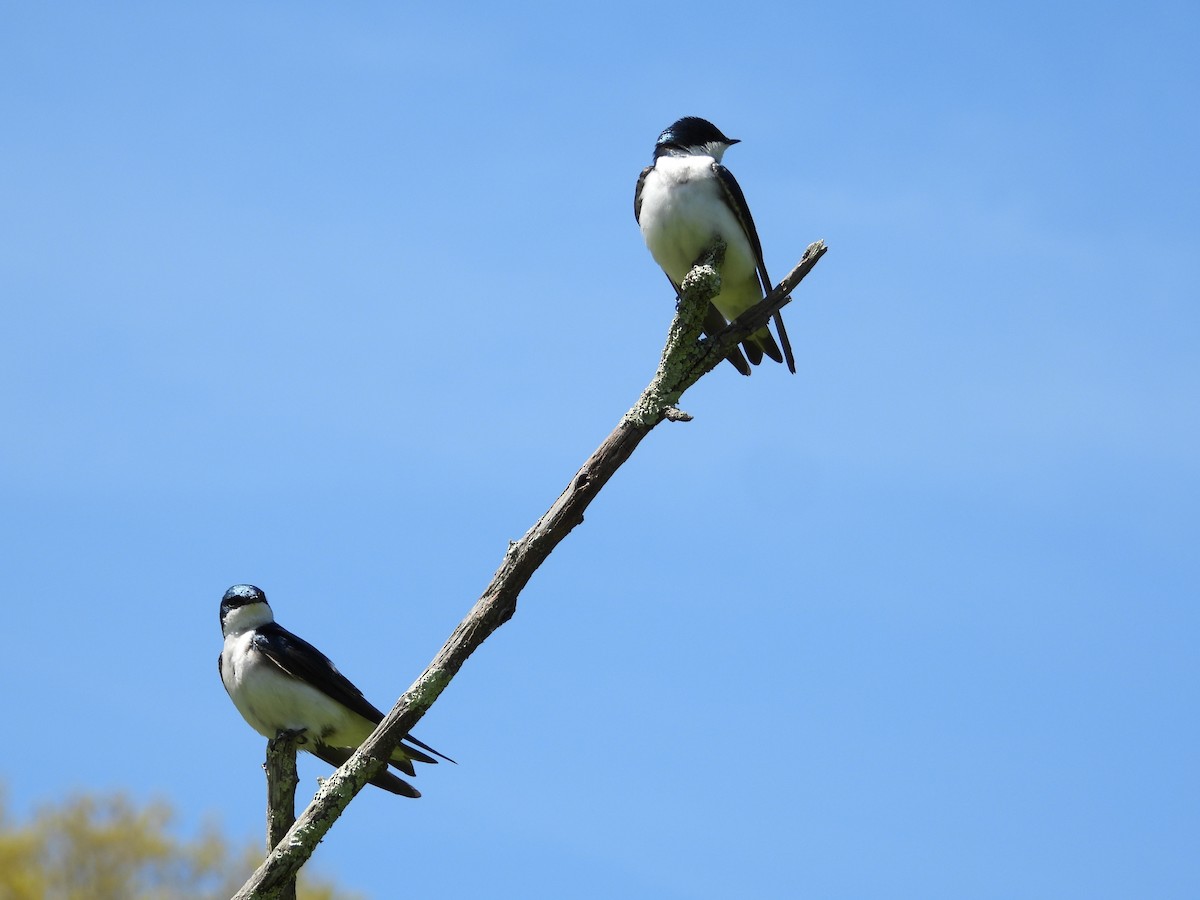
(252, 622, 454, 764)
(252, 622, 387, 724)
(713, 163, 770, 291)
(713, 163, 796, 374)
(634, 165, 653, 223)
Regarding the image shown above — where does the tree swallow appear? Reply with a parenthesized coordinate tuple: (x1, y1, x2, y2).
(218, 584, 452, 798)
(634, 116, 795, 376)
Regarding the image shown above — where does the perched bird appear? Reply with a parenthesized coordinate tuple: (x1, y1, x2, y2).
(217, 584, 451, 798)
(635, 116, 795, 376)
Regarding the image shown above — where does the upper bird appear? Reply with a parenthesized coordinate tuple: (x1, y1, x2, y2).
(217, 584, 452, 798)
(634, 116, 795, 376)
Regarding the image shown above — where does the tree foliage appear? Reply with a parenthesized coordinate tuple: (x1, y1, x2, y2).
(0, 787, 359, 900)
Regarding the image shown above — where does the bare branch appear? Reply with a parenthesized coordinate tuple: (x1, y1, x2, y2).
(264, 732, 300, 900)
(232, 237, 827, 899)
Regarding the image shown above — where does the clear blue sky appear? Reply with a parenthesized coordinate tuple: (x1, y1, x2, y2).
(2, 2, 1197, 897)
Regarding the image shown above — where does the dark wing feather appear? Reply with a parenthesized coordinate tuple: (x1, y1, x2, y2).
(252, 623, 386, 724)
(713, 164, 770, 290)
(253, 623, 454, 765)
(404, 734, 457, 764)
(713, 164, 797, 374)
(773, 311, 796, 374)
(634, 165, 653, 223)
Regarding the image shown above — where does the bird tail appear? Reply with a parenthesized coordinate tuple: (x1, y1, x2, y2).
(308, 742, 422, 798)
(746, 316, 796, 374)
(707, 304, 796, 376)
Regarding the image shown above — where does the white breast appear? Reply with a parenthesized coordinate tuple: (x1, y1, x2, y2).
(220, 632, 372, 746)
(638, 156, 762, 320)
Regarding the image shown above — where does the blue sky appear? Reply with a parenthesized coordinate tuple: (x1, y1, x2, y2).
(2, 2, 1197, 897)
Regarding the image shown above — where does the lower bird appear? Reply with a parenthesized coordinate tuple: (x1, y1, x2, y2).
(635, 115, 795, 376)
(218, 583, 451, 798)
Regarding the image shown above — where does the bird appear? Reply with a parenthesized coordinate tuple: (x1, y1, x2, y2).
(634, 115, 795, 376)
(217, 583, 452, 798)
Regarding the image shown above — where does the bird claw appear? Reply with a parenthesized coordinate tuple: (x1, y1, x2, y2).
(271, 727, 309, 749)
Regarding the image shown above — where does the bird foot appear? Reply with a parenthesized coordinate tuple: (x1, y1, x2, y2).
(271, 727, 309, 749)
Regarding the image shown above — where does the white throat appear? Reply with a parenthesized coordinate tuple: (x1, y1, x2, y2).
(221, 602, 274, 637)
(664, 140, 730, 163)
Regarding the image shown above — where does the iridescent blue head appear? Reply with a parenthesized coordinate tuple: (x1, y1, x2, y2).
(653, 116, 740, 160)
